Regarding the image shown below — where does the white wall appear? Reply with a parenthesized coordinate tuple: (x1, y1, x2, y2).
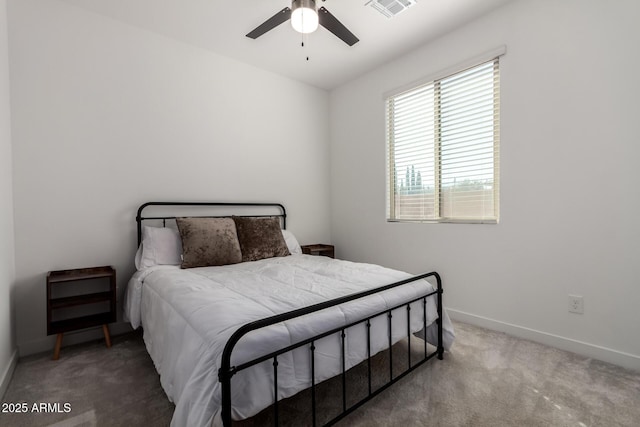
(0, 0, 17, 398)
(9, 0, 331, 355)
(330, 0, 640, 370)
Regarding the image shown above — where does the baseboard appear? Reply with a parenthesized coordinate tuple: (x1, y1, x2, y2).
(17, 321, 134, 357)
(0, 348, 18, 400)
(447, 308, 640, 372)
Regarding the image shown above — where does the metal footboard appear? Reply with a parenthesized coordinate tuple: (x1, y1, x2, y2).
(218, 271, 444, 426)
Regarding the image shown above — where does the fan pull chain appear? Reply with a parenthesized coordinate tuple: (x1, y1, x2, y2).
(301, 32, 309, 61)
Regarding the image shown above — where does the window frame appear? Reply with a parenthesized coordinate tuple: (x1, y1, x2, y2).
(385, 47, 505, 224)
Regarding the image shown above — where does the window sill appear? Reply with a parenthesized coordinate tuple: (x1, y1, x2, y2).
(387, 218, 498, 225)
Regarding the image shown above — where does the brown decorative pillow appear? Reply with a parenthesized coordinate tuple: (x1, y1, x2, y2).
(233, 216, 290, 262)
(175, 217, 242, 268)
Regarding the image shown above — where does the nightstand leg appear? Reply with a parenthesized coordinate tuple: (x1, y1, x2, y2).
(53, 333, 63, 360)
(102, 324, 112, 348)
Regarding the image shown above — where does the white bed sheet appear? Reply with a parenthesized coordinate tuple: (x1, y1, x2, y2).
(124, 254, 454, 427)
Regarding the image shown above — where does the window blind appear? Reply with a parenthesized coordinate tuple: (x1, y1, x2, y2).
(386, 57, 500, 223)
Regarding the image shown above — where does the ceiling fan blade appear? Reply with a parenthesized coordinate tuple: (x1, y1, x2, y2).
(246, 7, 292, 39)
(318, 7, 359, 46)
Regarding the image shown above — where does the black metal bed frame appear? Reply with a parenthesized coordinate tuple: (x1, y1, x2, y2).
(136, 201, 287, 245)
(135, 202, 444, 427)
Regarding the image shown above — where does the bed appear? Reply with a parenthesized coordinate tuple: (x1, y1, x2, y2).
(124, 202, 455, 427)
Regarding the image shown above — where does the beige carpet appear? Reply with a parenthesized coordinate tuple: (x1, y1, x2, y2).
(1, 321, 639, 426)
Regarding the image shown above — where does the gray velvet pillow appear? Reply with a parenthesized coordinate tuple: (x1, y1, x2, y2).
(176, 217, 242, 268)
(233, 216, 290, 262)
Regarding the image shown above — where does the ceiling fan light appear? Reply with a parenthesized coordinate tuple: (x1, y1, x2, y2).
(291, 0, 319, 34)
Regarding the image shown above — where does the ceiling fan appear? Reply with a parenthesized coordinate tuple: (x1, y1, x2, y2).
(246, 0, 359, 46)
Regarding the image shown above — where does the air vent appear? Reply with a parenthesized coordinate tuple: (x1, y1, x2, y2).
(366, 0, 417, 18)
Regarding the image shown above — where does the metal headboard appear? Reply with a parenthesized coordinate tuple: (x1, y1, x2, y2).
(135, 201, 287, 245)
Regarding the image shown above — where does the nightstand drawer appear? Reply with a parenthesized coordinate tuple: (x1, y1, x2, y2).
(301, 244, 335, 259)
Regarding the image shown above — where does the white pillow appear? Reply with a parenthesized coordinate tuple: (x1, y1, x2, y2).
(281, 229, 302, 255)
(135, 226, 183, 270)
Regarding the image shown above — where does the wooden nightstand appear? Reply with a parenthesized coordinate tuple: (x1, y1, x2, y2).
(301, 244, 335, 259)
(46, 266, 116, 360)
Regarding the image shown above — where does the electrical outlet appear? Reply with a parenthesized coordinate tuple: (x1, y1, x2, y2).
(568, 295, 584, 314)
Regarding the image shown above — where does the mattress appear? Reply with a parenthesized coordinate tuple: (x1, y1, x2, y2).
(124, 254, 455, 427)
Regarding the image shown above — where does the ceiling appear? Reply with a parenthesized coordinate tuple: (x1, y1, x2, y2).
(59, 0, 513, 90)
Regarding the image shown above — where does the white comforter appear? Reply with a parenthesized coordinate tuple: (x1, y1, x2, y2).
(124, 254, 455, 427)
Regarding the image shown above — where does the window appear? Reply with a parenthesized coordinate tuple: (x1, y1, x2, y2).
(385, 55, 501, 223)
